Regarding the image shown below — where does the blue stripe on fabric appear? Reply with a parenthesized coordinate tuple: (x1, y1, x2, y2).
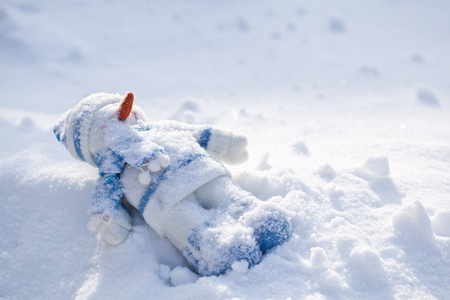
(138, 153, 206, 213)
(199, 127, 212, 149)
(54, 128, 61, 142)
(94, 150, 125, 176)
(90, 174, 123, 214)
(136, 124, 150, 132)
(183, 247, 199, 270)
(130, 148, 165, 169)
(73, 112, 88, 162)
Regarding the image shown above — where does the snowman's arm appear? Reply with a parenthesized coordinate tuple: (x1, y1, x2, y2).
(94, 149, 126, 176)
(110, 139, 170, 171)
(150, 120, 249, 165)
(86, 174, 132, 246)
(200, 128, 249, 164)
(88, 174, 123, 216)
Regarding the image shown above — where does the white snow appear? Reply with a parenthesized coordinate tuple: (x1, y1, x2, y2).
(432, 209, 450, 238)
(169, 266, 199, 286)
(1, 0, 450, 299)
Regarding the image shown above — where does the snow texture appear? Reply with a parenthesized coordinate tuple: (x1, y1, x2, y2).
(1, 0, 450, 299)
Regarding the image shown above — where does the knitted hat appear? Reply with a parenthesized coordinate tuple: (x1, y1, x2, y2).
(58, 92, 133, 167)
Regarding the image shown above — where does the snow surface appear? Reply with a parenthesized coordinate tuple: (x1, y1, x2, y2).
(1, 0, 450, 299)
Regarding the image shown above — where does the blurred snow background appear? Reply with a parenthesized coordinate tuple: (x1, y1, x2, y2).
(1, 0, 449, 299)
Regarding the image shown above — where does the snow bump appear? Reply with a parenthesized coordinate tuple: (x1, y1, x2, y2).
(431, 208, 450, 237)
(392, 201, 435, 245)
(417, 88, 440, 107)
(170, 266, 199, 286)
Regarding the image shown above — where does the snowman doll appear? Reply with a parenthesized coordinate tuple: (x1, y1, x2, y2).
(54, 92, 291, 276)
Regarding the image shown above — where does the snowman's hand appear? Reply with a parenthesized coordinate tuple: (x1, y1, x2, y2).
(207, 130, 248, 164)
(145, 152, 171, 172)
(87, 213, 105, 232)
(87, 205, 132, 246)
(222, 134, 249, 164)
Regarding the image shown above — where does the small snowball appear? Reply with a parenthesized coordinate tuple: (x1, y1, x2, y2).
(328, 216, 350, 228)
(291, 141, 309, 155)
(417, 88, 439, 107)
(256, 153, 271, 171)
(171, 100, 200, 122)
(159, 154, 170, 168)
(291, 212, 307, 231)
(18, 117, 36, 132)
(296, 7, 308, 16)
(232, 260, 249, 274)
(411, 54, 424, 63)
(310, 247, 328, 268)
(180, 100, 199, 112)
(431, 209, 450, 237)
(183, 110, 196, 124)
(328, 18, 346, 33)
(348, 246, 385, 279)
(237, 17, 249, 32)
(335, 235, 357, 258)
(318, 270, 348, 291)
(170, 266, 199, 286)
(362, 156, 390, 177)
(354, 156, 392, 183)
(392, 201, 435, 244)
(159, 264, 171, 282)
(317, 164, 337, 180)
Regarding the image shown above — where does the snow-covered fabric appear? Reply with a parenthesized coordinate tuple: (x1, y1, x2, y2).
(144, 120, 249, 164)
(119, 125, 231, 236)
(87, 203, 132, 246)
(53, 92, 291, 276)
(59, 93, 124, 166)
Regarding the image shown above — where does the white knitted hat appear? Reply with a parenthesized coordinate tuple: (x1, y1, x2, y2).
(65, 93, 123, 167)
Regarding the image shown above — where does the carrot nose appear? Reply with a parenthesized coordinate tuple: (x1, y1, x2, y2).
(118, 92, 134, 121)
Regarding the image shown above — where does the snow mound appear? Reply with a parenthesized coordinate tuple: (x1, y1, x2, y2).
(355, 156, 390, 180)
(431, 209, 450, 237)
(347, 246, 386, 282)
(317, 164, 337, 181)
(392, 201, 435, 245)
(170, 266, 199, 286)
(291, 140, 309, 155)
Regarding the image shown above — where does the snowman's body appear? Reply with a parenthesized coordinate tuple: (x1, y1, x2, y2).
(54, 92, 291, 275)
